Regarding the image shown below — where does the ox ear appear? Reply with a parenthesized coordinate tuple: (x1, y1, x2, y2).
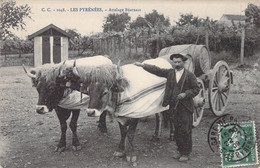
(111, 78, 127, 93)
(111, 60, 125, 92)
(111, 83, 125, 93)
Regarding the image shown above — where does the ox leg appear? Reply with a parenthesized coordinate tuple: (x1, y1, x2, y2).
(152, 113, 161, 141)
(114, 122, 127, 157)
(97, 110, 107, 133)
(162, 110, 169, 128)
(126, 119, 139, 163)
(55, 107, 71, 153)
(70, 110, 81, 151)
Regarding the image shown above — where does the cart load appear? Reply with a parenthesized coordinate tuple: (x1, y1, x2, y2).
(159, 44, 211, 76)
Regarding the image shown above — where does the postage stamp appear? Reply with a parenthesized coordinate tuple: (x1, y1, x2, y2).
(218, 121, 259, 167)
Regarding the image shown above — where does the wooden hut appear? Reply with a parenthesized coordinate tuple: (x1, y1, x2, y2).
(28, 24, 71, 66)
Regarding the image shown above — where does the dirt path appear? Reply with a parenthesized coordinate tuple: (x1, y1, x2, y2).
(0, 66, 259, 168)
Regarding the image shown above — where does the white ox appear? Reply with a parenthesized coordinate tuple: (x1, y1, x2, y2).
(83, 58, 172, 163)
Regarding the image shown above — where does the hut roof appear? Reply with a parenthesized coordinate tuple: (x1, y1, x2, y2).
(221, 14, 246, 21)
(28, 24, 71, 40)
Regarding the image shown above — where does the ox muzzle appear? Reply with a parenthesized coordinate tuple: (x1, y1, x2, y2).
(36, 105, 50, 114)
(86, 109, 102, 117)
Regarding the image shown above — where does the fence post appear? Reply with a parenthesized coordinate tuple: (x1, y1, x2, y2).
(142, 29, 145, 56)
(91, 39, 94, 55)
(129, 36, 131, 57)
(240, 27, 245, 65)
(123, 35, 126, 54)
(135, 33, 137, 55)
(110, 37, 113, 54)
(156, 30, 160, 56)
(118, 36, 121, 56)
(205, 30, 209, 49)
(99, 39, 102, 55)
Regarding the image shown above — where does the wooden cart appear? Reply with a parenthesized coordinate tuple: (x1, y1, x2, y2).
(159, 44, 233, 127)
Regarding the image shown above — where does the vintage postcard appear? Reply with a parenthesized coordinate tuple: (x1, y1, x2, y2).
(0, 0, 259, 168)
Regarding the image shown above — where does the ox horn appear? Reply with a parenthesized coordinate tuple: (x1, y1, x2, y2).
(22, 64, 36, 78)
(72, 59, 80, 77)
(73, 59, 76, 67)
(117, 60, 121, 72)
(58, 60, 66, 76)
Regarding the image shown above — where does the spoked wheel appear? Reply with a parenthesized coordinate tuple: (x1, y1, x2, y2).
(209, 61, 231, 116)
(192, 78, 205, 127)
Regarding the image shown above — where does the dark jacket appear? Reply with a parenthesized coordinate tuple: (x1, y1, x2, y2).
(143, 64, 200, 113)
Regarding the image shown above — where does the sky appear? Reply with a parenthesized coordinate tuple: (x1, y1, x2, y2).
(12, 0, 260, 39)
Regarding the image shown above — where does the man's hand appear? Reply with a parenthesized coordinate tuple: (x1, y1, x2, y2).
(134, 62, 144, 67)
(177, 93, 186, 100)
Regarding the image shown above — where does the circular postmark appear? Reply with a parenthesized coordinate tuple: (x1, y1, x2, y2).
(207, 114, 252, 154)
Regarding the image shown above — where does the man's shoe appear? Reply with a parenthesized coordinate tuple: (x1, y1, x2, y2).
(179, 155, 189, 162)
(172, 153, 181, 159)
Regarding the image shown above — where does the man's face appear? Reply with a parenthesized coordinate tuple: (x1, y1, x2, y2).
(172, 57, 184, 70)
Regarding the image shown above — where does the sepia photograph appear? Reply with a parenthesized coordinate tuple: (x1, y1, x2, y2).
(0, 0, 259, 167)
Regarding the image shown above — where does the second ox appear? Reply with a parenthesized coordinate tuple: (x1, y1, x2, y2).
(71, 58, 175, 163)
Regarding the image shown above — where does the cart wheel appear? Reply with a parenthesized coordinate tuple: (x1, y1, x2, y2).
(209, 61, 231, 116)
(192, 78, 205, 127)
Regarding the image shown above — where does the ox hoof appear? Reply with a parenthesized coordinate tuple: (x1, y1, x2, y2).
(113, 151, 125, 157)
(126, 155, 137, 162)
(72, 145, 82, 151)
(54, 146, 66, 153)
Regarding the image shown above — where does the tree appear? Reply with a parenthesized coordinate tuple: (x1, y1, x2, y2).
(65, 29, 92, 56)
(176, 13, 203, 27)
(245, 3, 260, 28)
(65, 29, 81, 50)
(103, 13, 131, 32)
(130, 16, 147, 29)
(145, 10, 170, 27)
(0, 0, 31, 40)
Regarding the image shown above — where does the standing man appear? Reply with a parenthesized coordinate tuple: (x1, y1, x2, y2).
(135, 54, 199, 162)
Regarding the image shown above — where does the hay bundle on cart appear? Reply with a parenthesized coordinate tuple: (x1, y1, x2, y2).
(159, 44, 233, 127)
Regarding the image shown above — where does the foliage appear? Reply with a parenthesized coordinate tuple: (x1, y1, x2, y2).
(176, 13, 203, 27)
(0, 0, 31, 40)
(73, 5, 260, 60)
(130, 10, 170, 29)
(2, 36, 33, 56)
(65, 29, 92, 56)
(145, 10, 170, 28)
(103, 13, 131, 32)
(245, 3, 260, 28)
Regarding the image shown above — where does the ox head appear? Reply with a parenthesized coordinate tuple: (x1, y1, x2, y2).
(62, 59, 84, 91)
(23, 63, 68, 114)
(86, 62, 128, 117)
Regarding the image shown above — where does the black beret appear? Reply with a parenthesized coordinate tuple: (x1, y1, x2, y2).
(170, 54, 188, 61)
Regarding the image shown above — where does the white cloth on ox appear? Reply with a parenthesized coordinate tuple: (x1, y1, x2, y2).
(115, 58, 172, 119)
(58, 89, 89, 110)
(62, 55, 112, 68)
